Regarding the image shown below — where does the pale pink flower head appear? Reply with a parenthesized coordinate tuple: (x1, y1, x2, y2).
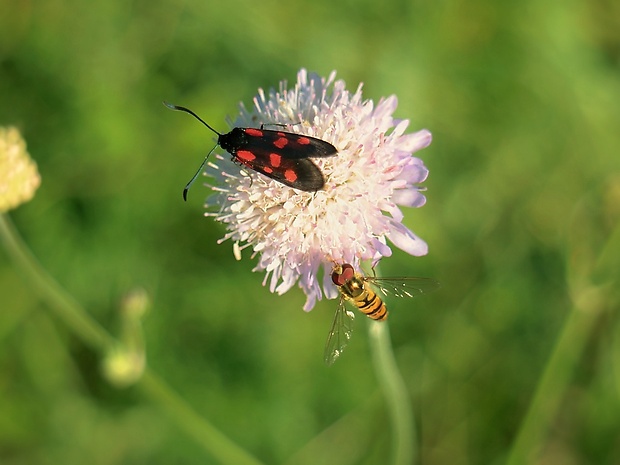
(0, 126, 41, 212)
(205, 69, 432, 310)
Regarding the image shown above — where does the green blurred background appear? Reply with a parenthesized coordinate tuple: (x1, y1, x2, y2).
(1, 0, 620, 464)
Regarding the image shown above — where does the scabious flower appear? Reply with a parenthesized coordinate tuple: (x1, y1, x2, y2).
(205, 69, 432, 311)
(0, 126, 41, 212)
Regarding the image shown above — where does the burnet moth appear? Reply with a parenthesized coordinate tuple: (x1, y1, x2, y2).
(163, 102, 338, 200)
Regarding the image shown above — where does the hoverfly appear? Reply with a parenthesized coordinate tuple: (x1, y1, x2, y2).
(325, 263, 440, 365)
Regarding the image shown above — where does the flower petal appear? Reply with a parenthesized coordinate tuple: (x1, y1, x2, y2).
(386, 220, 428, 257)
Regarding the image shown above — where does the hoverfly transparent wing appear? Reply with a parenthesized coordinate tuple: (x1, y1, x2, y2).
(324, 297, 356, 366)
(368, 277, 441, 299)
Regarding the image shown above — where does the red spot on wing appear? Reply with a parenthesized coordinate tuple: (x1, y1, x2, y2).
(284, 169, 298, 182)
(269, 153, 282, 167)
(297, 137, 311, 145)
(236, 150, 256, 162)
(273, 137, 288, 149)
(263, 166, 274, 174)
(245, 128, 263, 137)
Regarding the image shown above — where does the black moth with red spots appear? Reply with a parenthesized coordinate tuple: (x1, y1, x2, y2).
(164, 102, 338, 200)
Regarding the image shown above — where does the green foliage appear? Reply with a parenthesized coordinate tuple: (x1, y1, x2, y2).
(1, 0, 619, 463)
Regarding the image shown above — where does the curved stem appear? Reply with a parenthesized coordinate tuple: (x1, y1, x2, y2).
(503, 287, 603, 465)
(0, 213, 264, 465)
(0, 213, 114, 351)
(504, 198, 617, 465)
(138, 371, 265, 465)
(368, 319, 416, 465)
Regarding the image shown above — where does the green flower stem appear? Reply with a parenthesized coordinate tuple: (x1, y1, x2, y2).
(505, 199, 616, 465)
(0, 214, 114, 351)
(139, 371, 265, 465)
(0, 213, 264, 465)
(368, 319, 415, 465)
(504, 284, 604, 465)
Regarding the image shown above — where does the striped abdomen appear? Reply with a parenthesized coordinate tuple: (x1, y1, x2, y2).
(332, 263, 388, 321)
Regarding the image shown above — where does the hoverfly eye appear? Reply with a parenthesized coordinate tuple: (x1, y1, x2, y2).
(332, 263, 355, 286)
(331, 270, 346, 286)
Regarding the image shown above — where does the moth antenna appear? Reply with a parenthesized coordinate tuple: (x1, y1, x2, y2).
(182, 146, 217, 201)
(163, 101, 222, 136)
